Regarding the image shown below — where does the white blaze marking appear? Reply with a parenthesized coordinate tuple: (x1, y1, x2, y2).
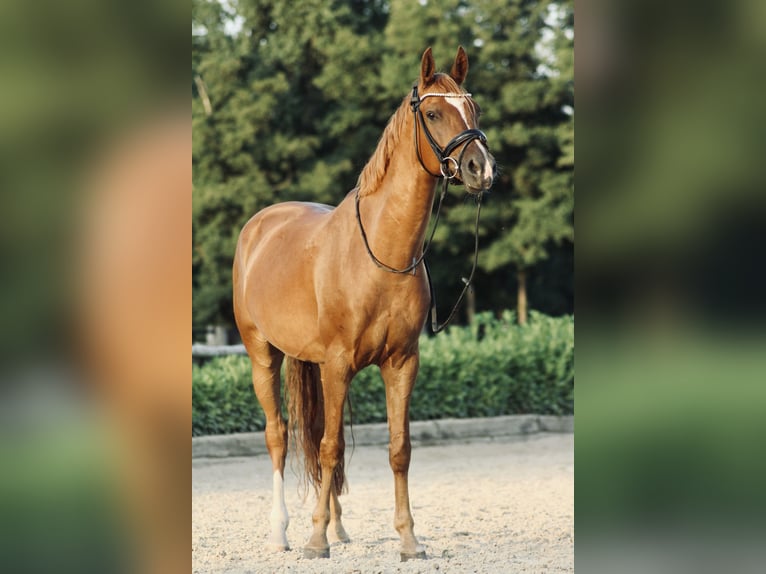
(478, 142, 493, 180)
(445, 97, 471, 127)
(445, 97, 492, 180)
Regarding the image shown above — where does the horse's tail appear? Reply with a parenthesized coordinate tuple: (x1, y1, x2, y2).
(285, 357, 346, 496)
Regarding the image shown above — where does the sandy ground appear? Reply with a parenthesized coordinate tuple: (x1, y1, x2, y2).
(192, 433, 573, 573)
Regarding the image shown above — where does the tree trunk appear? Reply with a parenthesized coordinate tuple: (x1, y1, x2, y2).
(466, 284, 476, 325)
(517, 268, 528, 325)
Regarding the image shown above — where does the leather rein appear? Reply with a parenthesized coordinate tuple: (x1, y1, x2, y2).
(355, 85, 488, 333)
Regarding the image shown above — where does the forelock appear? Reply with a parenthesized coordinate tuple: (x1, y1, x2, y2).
(432, 73, 463, 94)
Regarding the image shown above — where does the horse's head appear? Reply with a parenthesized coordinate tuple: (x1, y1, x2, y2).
(413, 47, 495, 194)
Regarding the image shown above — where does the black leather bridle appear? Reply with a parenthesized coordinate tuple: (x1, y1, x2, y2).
(409, 84, 488, 181)
(355, 85, 489, 332)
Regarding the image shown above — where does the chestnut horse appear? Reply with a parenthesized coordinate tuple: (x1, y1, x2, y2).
(232, 47, 495, 561)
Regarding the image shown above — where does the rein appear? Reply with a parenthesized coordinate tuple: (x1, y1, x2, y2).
(354, 85, 488, 333)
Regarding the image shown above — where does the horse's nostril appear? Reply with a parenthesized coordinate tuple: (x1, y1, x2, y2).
(468, 159, 480, 175)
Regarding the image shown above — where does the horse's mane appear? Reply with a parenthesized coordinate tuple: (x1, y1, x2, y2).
(356, 74, 463, 197)
(355, 94, 410, 197)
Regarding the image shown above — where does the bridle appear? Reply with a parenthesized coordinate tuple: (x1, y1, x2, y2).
(409, 85, 488, 181)
(355, 85, 489, 333)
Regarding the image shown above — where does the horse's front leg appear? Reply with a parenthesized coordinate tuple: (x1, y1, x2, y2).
(381, 353, 426, 561)
(304, 362, 350, 559)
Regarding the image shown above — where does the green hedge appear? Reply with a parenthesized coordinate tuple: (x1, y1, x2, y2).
(192, 311, 573, 436)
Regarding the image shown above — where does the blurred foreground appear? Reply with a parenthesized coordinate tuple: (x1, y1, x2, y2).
(0, 1, 188, 573)
(577, 0, 766, 572)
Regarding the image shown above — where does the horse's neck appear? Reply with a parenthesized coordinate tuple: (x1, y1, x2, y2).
(363, 151, 437, 269)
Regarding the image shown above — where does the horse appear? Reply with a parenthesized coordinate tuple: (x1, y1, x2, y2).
(232, 46, 495, 561)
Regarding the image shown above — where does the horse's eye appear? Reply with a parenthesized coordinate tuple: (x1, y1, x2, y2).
(426, 111, 437, 121)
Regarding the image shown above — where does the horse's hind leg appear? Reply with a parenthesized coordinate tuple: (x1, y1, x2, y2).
(304, 360, 351, 558)
(243, 330, 289, 551)
(328, 490, 350, 544)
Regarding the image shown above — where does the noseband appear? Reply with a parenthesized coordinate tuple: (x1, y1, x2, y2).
(355, 86, 490, 332)
(409, 85, 488, 180)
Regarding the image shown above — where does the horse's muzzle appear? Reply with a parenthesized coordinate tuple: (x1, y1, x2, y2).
(462, 144, 496, 193)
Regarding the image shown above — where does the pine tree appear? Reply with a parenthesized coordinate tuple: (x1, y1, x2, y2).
(476, 0, 573, 324)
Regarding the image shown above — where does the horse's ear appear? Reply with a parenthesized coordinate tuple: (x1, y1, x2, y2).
(420, 47, 436, 86)
(450, 46, 469, 85)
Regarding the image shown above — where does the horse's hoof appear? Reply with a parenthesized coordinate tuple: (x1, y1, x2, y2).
(266, 543, 289, 552)
(304, 547, 330, 559)
(328, 530, 351, 544)
(401, 550, 427, 562)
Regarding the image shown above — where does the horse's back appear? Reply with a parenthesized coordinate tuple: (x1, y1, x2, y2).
(237, 201, 332, 249)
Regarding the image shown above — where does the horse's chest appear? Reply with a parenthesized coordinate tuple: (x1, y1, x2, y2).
(366, 282, 428, 338)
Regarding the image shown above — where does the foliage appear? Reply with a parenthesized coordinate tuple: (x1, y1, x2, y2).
(192, 0, 574, 334)
(476, 0, 574, 276)
(192, 312, 574, 436)
(193, 354, 265, 436)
